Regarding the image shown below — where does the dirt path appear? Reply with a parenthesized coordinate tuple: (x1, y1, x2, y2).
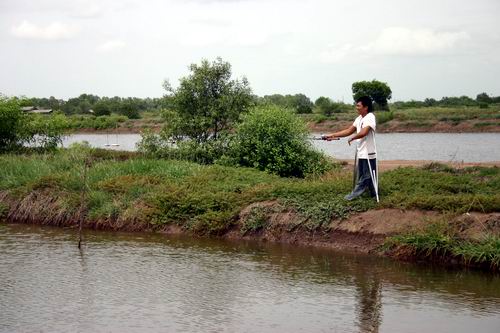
(338, 159, 500, 172)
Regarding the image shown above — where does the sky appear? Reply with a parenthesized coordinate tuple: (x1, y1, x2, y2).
(1, 0, 499, 101)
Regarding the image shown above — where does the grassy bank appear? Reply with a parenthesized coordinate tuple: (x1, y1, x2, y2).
(0, 148, 499, 268)
(305, 105, 500, 132)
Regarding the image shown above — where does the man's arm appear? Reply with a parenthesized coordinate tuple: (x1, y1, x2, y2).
(324, 126, 356, 140)
(347, 126, 371, 145)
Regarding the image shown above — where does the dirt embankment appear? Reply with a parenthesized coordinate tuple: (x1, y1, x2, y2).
(233, 202, 500, 254)
(308, 120, 500, 133)
(2, 189, 499, 265)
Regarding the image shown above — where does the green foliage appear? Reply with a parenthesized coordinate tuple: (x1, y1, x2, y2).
(230, 105, 332, 177)
(385, 222, 500, 268)
(1, 149, 499, 239)
(0, 201, 8, 219)
(375, 110, 394, 124)
(25, 114, 68, 150)
(0, 97, 66, 152)
(0, 96, 26, 151)
(352, 80, 392, 110)
(313, 97, 346, 116)
(380, 164, 500, 212)
(241, 206, 269, 234)
(66, 114, 128, 130)
(163, 57, 253, 143)
(261, 93, 314, 114)
(93, 100, 111, 116)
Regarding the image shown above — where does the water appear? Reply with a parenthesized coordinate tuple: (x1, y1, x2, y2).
(1, 223, 499, 333)
(61, 133, 500, 162)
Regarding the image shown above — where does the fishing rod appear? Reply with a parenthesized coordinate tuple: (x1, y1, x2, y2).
(311, 134, 340, 141)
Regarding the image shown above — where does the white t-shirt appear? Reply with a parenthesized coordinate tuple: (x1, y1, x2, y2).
(353, 113, 377, 159)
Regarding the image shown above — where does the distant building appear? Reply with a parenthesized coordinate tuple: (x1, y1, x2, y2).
(21, 106, 53, 114)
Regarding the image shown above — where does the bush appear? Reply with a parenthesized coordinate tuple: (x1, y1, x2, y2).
(0, 96, 66, 152)
(376, 111, 394, 124)
(229, 105, 332, 177)
(0, 96, 25, 151)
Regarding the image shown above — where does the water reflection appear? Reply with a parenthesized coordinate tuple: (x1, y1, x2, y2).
(1, 223, 499, 333)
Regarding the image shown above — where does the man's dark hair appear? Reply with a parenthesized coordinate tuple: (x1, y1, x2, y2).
(356, 96, 373, 113)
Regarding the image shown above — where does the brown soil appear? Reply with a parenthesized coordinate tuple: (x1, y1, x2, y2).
(233, 202, 500, 254)
(2, 189, 499, 255)
(308, 119, 500, 133)
(339, 159, 500, 172)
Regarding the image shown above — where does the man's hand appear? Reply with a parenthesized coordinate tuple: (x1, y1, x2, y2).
(321, 134, 339, 141)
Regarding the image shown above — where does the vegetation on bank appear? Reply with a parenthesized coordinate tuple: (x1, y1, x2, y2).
(0, 146, 498, 268)
(1, 148, 498, 228)
(305, 104, 500, 130)
(384, 221, 500, 269)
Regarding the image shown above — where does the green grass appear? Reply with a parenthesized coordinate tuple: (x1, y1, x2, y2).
(392, 105, 500, 123)
(384, 221, 500, 269)
(0, 150, 499, 235)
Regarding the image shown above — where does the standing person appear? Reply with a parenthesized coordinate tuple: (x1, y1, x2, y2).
(323, 96, 378, 201)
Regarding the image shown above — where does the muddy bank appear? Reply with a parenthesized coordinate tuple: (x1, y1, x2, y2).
(2, 189, 499, 268)
(308, 119, 500, 133)
(340, 159, 500, 172)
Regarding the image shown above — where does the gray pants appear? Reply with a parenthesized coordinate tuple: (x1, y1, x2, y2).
(346, 158, 377, 200)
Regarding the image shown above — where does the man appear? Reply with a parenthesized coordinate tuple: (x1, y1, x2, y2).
(324, 96, 378, 201)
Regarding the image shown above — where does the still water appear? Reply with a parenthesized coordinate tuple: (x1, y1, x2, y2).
(62, 133, 500, 162)
(1, 223, 499, 333)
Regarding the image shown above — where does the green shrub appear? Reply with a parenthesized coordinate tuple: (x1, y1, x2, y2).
(376, 111, 394, 124)
(230, 105, 332, 177)
(0, 97, 26, 151)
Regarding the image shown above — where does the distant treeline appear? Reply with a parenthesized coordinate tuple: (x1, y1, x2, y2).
(20, 94, 168, 119)
(392, 93, 500, 109)
(16, 91, 500, 119)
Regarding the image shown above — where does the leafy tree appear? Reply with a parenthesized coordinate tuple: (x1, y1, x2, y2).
(314, 96, 343, 116)
(0, 96, 66, 151)
(118, 100, 140, 119)
(261, 94, 313, 114)
(291, 93, 313, 113)
(476, 92, 492, 104)
(93, 100, 111, 116)
(163, 57, 253, 143)
(352, 80, 392, 110)
(0, 96, 26, 151)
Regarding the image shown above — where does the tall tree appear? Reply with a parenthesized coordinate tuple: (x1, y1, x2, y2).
(164, 57, 253, 142)
(352, 80, 392, 110)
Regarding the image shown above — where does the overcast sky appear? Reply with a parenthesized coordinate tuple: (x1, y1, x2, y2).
(1, 0, 499, 101)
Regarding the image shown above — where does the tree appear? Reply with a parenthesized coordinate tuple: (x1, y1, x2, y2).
(164, 57, 253, 143)
(291, 94, 313, 114)
(93, 100, 111, 116)
(118, 99, 140, 119)
(0, 97, 26, 151)
(0, 96, 66, 152)
(476, 92, 492, 104)
(314, 96, 342, 116)
(352, 80, 392, 110)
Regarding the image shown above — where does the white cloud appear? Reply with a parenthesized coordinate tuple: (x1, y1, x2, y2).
(97, 40, 126, 52)
(368, 27, 470, 56)
(11, 20, 78, 40)
(319, 27, 470, 63)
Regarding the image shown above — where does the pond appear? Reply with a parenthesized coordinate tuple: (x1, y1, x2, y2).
(1, 223, 499, 332)
(61, 133, 500, 162)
